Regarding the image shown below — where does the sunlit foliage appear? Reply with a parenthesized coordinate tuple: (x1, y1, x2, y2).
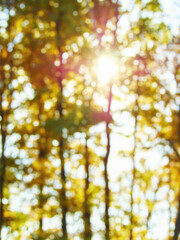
(0, 0, 179, 240)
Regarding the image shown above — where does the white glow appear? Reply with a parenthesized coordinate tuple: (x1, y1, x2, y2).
(54, 59, 60, 66)
(97, 54, 119, 84)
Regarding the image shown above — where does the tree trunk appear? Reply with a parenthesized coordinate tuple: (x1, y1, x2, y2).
(84, 133, 92, 240)
(173, 195, 180, 240)
(104, 85, 112, 240)
(55, 19, 67, 239)
(130, 83, 138, 240)
(130, 161, 135, 240)
(0, 115, 6, 240)
(39, 183, 43, 233)
(168, 161, 172, 240)
(0, 53, 6, 240)
(173, 64, 180, 240)
(39, 145, 44, 234)
(58, 76, 67, 240)
(104, 153, 110, 240)
(0, 4, 13, 237)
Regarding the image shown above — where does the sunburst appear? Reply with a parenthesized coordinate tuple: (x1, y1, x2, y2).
(97, 54, 119, 84)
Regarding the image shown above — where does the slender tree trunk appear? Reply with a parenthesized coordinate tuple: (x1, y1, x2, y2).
(129, 130, 136, 240)
(130, 67, 140, 240)
(0, 113, 6, 240)
(38, 146, 45, 234)
(37, 104, 44, 235)
(168, 161, 172, 240)
(130, 158, 135, 240)
(0, 60, 12, 240)
(0, 49, 6, 240)
(84, 133, 92, 240)
(0, 4, 14, 237)
(173, 195, 180, 240)
(173, 113, 180, 240)
(130, 91, 138, 240)
(39, 183, 43, 233)
(173, 64, 180, 240)
(58, 76, 67, 240)
(55, 20, 67, 239)
(104, 85, 112, 240)
(104, 153, 110, 240)
(60, 144, 67, 240)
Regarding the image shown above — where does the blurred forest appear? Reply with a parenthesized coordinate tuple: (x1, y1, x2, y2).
(0, 0, 180, 239)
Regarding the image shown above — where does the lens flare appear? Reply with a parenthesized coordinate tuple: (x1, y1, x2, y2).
(97, 55, 119, 84)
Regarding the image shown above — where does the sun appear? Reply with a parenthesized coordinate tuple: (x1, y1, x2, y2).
(97, 54, 119, 85)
